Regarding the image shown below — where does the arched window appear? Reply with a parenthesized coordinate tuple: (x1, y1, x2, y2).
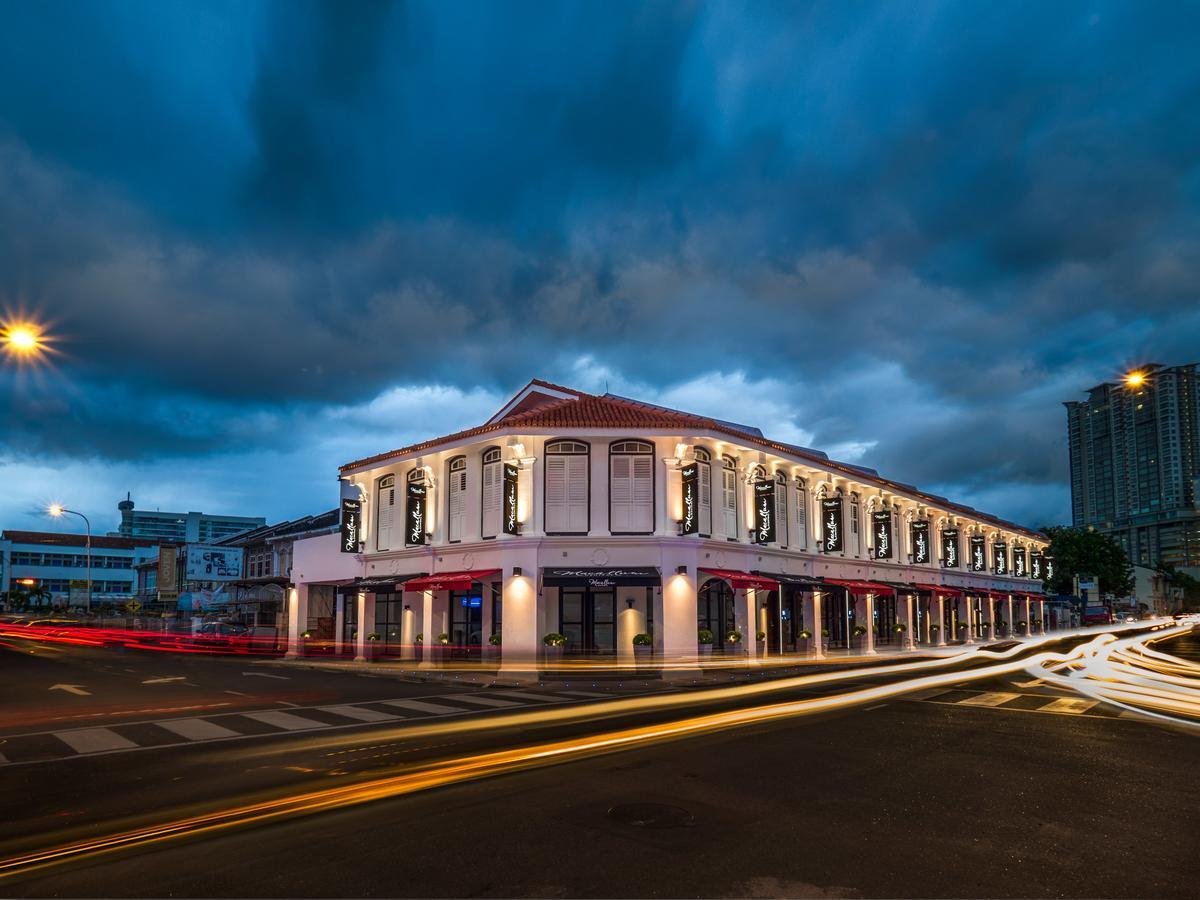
(774, 472, 789, 548)
(610, 440, 654, 534)
(721, 456, 739, 540)
(376, 474, 396, 551)
(447, 456, 467, 543)
(545, 440, 590, 534)
(481, 447, 502, 538)
(795, 478, 808, 549)
(694, 448, 712, 537)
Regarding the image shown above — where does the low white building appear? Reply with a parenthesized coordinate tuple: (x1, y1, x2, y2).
(287, 380, 1052, 668)
(0, 530, 159, 608)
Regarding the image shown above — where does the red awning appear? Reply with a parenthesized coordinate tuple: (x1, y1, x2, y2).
(912, 583, 962, 597)
(698, 568, 780, 591)
(824, 579, 895, 595)
(403, 569, 502, 592)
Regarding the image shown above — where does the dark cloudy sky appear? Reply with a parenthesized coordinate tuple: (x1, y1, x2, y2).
(2, 0, 1198, 536)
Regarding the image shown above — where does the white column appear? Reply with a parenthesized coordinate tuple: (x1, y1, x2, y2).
(418, 589, 436, 669)
(1023, 597, 1032, 635)
(354, 591, 374, 662)
(864, 594, 877, 655)
(935, 595, 947, 646)
(983, 595, 995, 641)
(804, 590, 825, 659)
(962, 596, 975, 645)
(334, 591, 346, 655)
(500, 551, 540, 675)
(616, 591, 643, 664)
(734, 587, 754, 658)
(400, 604, 416, 660)
(285, 584, 308, 658)
(1007, 595, 1014, 638)
(901, 592, 916, 651)
(1039, 599, 1046, 635)
(660, 555, 699, 664)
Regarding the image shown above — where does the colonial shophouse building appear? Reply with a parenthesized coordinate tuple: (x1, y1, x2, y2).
(286, 380, 1052, 668)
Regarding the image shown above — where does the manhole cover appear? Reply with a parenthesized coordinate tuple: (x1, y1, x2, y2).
(607, 802, 694, 829)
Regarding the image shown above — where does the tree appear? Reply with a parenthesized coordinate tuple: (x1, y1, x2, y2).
(1040, 526, 1134, 598)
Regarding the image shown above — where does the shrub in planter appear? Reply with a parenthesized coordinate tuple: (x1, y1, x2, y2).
(488, 632, 502, 646)
(697, 628, 714, 655)
(799, 629, 813, 641)
(930, 624, 940, 633)
(978, 622, 990, 631)
(1032, 618, 1043, 627)
(851, 624, 868, 637)
(543, 632, 567, 647)
(632, 632, 654, 646)
(892, 622, 907, 633)
(367, 632, 381, 642)
(725, 629, 743, 645)
(437, 632, 450, 645)
(755, 630, 766, 642)
(415, 633, 424, 643)
(1016, 619, 1028, 630)
(300, 630, 313, 640)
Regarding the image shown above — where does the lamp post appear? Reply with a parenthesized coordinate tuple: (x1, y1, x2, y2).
(49, 505, 91, 613)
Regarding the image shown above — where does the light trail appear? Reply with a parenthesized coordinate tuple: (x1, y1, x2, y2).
(0, 627, 1170, 879)
(1027, 625, 1200, 728)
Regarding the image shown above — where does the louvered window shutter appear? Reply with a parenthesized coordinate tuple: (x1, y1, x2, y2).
(449, 471, 466, 542)
(545, 455, 567, 533)
(610, 455, 632, 532)
(774, 481, 788, 547)
(698, 463, 712, 536)
(566, 455, 589, 532)
(631, 454, 653, 532)
(722, 469, 737, 538)
(377, 485, 395, 550)
(481, 462, 500, 537)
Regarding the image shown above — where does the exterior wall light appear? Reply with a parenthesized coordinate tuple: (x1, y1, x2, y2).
(676, 565, 687, 575)
(512, 566, 523, 577)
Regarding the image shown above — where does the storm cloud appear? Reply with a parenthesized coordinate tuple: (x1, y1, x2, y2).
(2, 0, 1199, 532)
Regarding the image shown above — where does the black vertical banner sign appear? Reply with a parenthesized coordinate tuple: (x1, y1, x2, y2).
(942, 528, 959, 568)
(405, 482, 427, 546)
(970, 536, 986, 572)
(872, 511, 893, 559)
(993, 543, 1008, 575)
(1013, 547, 1027, 578)
(680, 463, 699, 536)
(1030, 551, 1044, 580)
(340, 498, 361, 553)
(1044, 555, 1055, 581)
(502, 463, 520, 535)
(911, 520, 930, 564)
(821, 497, 843, 552)
(753, 479, 776, 544)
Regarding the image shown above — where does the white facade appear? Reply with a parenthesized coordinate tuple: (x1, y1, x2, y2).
(0, 530, 159, 607)
(287, 381, 1051, 667)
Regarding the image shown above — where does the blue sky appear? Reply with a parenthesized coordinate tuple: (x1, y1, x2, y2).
(2, 0, 1198, 535)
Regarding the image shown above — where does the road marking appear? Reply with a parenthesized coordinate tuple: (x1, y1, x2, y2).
(49, 684, 91, 696)
(865, 703, 888, 711)
(241, 710, 327, 731)
(489, 690, 561, 703)
(56, 728, 137, 754)
(957, 691, 1021, 707)
(1039, 697, 1099, 714)
(319, 705, 401, 723)
(142, 676, 187, 684)
(224, 690, 248, 696)
(379, 699, 469, 715)
(242, 672, 290, 680)
(157, 718, 242, 741)
(451, 695, 524, 708)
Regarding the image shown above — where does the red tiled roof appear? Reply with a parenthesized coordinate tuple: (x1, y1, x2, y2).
(1, 530, 158, 550)
(338, 380, 1046, 540)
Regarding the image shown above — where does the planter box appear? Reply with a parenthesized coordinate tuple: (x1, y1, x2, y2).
(543, 646, 564, 665)
(755, 640, 766, 656)
(697, 644, 713, 656)
(484, 645, 502, 664)
(633, 645, 652, 665)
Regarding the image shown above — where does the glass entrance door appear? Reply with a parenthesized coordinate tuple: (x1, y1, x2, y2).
(697, 579, 736, 650)
(449, 589, 483, 657)
(559, 587, 617, 654)
(874, 594, 897, 644)
(823, 590, 851, 649)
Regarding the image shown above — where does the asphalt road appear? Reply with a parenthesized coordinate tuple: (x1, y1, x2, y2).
(1, 629, 1196, 898)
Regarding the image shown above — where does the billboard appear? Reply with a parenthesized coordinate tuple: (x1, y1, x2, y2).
(184, 545, 244, 581)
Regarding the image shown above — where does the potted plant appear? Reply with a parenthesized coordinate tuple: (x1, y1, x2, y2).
(632, 632, 653, 664)
(851, 623, 868, 649)
(1032, 617, 1042, 630)
(892, 622, 907, 645)
(799, 629, 813, 651)
(364, 631, 382, 660)
(724, 629, 743, 653)
(930, 623, 941, 641)
(697, 628, 714, 656)
(485, 631, 501, 662)
(755, 630, 766, 655)
(414, 632, 424, 662)
(543, 632, 567, 664)
(1016, 619, 1028, 634)
(978, 621, 991, 636)
(432, 632, 450, 664)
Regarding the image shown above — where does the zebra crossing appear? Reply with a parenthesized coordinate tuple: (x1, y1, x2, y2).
(0, 687, 619, 767)
(910, 686, 1122, 719)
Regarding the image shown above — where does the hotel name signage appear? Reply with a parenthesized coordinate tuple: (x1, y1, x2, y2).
(405, 483, 427, 546)
(753, 479, 775, 545)
(340, 498, 362, 553)
(970, 535, 987, 572)
(942, 528, 959, 568)
(821, 497, 843, 553)
(911, 521, 930, 564)
(993, 542, 1008, 575)
(1030, 551, 1044, 580)
(872, 510, 893, 559)
(680, 463, 699, 536)
(1013, 547, 1027, 578)
(542, 567, 662, 588)
(502, 463, 520, 536)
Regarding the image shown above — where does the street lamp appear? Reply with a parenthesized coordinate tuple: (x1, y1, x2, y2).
(1124, 370, 1146, 388)
(48, 505, 92, 613)
(1, 321, 46, 360)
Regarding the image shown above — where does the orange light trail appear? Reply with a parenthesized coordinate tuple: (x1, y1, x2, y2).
(3, 626, 1187, 879)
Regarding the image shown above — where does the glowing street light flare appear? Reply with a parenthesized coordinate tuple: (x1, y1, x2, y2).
(1124, 370, 1146, 387)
